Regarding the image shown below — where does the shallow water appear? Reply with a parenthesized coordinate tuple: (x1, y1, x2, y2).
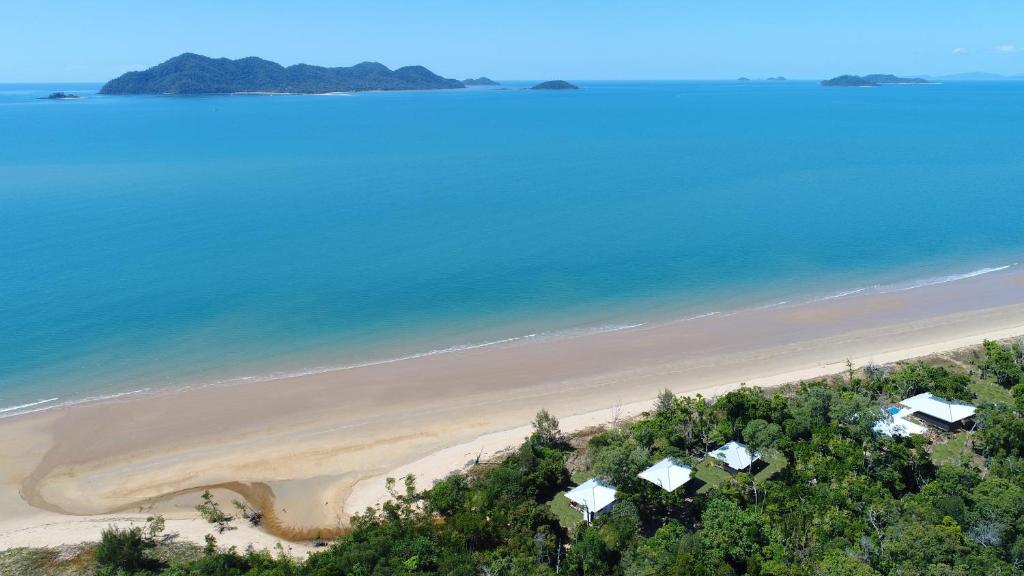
(2, 80, 1023, 410)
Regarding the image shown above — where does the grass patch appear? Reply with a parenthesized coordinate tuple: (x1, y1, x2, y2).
(931, 431, 974, 467)
(694, 460, 733, 494)
(548, 493, 583, 531)
(570, 471, 594, 484)
(969, 378, 1013, 406)
(694, 451, 787, 494)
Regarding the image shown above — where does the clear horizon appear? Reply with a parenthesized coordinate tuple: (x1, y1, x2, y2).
(3, 0, 1023, 82)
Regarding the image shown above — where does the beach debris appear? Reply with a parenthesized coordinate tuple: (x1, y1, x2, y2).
(196, 490, 235, 533)
(233, 499, 264, 527)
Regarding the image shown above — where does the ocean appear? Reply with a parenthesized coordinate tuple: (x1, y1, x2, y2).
(2, 80, 1023, 415)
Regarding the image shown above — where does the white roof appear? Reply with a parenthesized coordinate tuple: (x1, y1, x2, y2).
(638, 458, 693, 492)
(900, 392, 976, 423)
(708, 441, 760, 470)
(873, 408, 928, 437)
(565, 478, 616, 513)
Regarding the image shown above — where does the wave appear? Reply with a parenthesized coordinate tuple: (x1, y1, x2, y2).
(808, 263, 1016, 304)
(1, 262, 1017, 420)
(0, 389, 150, 420)
(0, 397, 59, 414)
(877, 264, 1015, 294)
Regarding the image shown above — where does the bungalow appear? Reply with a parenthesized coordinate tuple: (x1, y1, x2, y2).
(638, 458, 693, 492)
(899, 392, 976, 432)
(708, 441, 760, 473)
(873, 407, 928, 437)
(564, 478, 617, 523)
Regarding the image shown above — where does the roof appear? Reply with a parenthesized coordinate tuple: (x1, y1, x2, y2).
(873, 408, 928, 437)
(899, 392, 976, 423)
(708, 441, 760, 470)
(565, 479, 617, 513)
(638, 458, 693, 492)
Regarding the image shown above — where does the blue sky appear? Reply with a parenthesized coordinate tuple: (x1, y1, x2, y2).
(4, 0, 1024, 82)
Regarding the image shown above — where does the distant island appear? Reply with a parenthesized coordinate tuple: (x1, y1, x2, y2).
(530, 80, 579, 90)
(463, 77, 499, 86)
(821, 74, 932, 87)
(42, 92, 81, 100)
(766, 76, 787, 81)
(737, 77, 751, 82)
(100, 53, 465, 95)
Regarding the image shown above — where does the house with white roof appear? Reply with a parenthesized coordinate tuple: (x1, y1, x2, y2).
(564, 478, 617, 523)
(899, 392, 976, 432)
(708, 441, 760, 473)
(638, 458, 693, 492)
(873, 407, 928, 437)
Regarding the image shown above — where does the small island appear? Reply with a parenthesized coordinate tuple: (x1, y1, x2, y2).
(42, 92, 81, 100)
(766, 76, 787, 81)
(463, 77, 499, 86)
(737, 77, 751, 82)
(530, 80, 579, 90)
(821, 74, 932, 87)
(100, 53, 465, 95)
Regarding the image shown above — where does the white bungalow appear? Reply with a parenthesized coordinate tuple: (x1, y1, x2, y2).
(873, 407, 928, 437)
(564, 478, 617, 523)
(708, 441, 760, 473)
(638, 458, 693, 492)
(899, 392, 976, 432)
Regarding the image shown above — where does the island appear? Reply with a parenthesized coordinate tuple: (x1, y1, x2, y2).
(821, 73, 932, 87)
(99, 53, 465, 95)
(42, 92, 81, 100)
(737, 77, 751, 82)
(766, 76, 787, 81)
(530, 80, 579, 90)
(463, 77, 499, 86)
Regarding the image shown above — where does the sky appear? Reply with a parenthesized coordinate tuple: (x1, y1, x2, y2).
(3, 0, 1024, 82)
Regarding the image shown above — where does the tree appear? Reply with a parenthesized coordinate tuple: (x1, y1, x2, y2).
(699, 498, 763, 573)
(655, 389, 677, 417)
(95, 525, 153, 573)
(981, 340, 1023, 387)
(532, 409, 561, 446)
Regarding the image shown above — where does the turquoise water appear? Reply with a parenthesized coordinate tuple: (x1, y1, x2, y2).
(2, 80, 1023, 413)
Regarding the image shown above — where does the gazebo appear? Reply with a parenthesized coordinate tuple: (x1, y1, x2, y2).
(638, 457, 693, 492)
(564, 478, 617, 523)
(708, 441, 760, 473)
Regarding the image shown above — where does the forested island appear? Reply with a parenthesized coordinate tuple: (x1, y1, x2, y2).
(8, 338, 1023, 575)
(463, 77, 499, 86)
(531, 80, 579, 90)
(99, 53, 465, 95)
(821, 74, 932, 87)
(41, 92, 81, 99)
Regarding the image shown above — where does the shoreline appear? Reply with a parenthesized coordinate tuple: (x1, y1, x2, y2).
(1, 265, 1024, 552)
(1, 262, 1017, 421)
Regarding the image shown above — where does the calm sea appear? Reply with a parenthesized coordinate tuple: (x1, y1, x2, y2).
(2, 80, 1023, 414)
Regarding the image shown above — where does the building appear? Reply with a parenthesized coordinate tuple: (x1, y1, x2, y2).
(899, 392, 976, 432)
(708, 441, 760, 473)
(564, 478, 617, 523)
(638, 458, 693, 492)
(873, 407, 928, 437)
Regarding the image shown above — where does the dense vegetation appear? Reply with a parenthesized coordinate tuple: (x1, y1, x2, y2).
(463, 77, 499, 86)
(820, 74, 932, 87)
(530, 81, 579, 90)
(7, 340, 1023, 576)
(99, 53, 464, 95)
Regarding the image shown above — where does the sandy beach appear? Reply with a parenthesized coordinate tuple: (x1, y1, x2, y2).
(2, 265, 1023, 553)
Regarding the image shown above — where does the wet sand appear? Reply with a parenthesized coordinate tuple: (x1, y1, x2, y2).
(1, 266, 1023, 550)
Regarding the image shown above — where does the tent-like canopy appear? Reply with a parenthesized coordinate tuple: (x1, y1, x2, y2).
(708, 441, 760, 471)
(565, 478, 617, 516)
(638, 457, 693, 492)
